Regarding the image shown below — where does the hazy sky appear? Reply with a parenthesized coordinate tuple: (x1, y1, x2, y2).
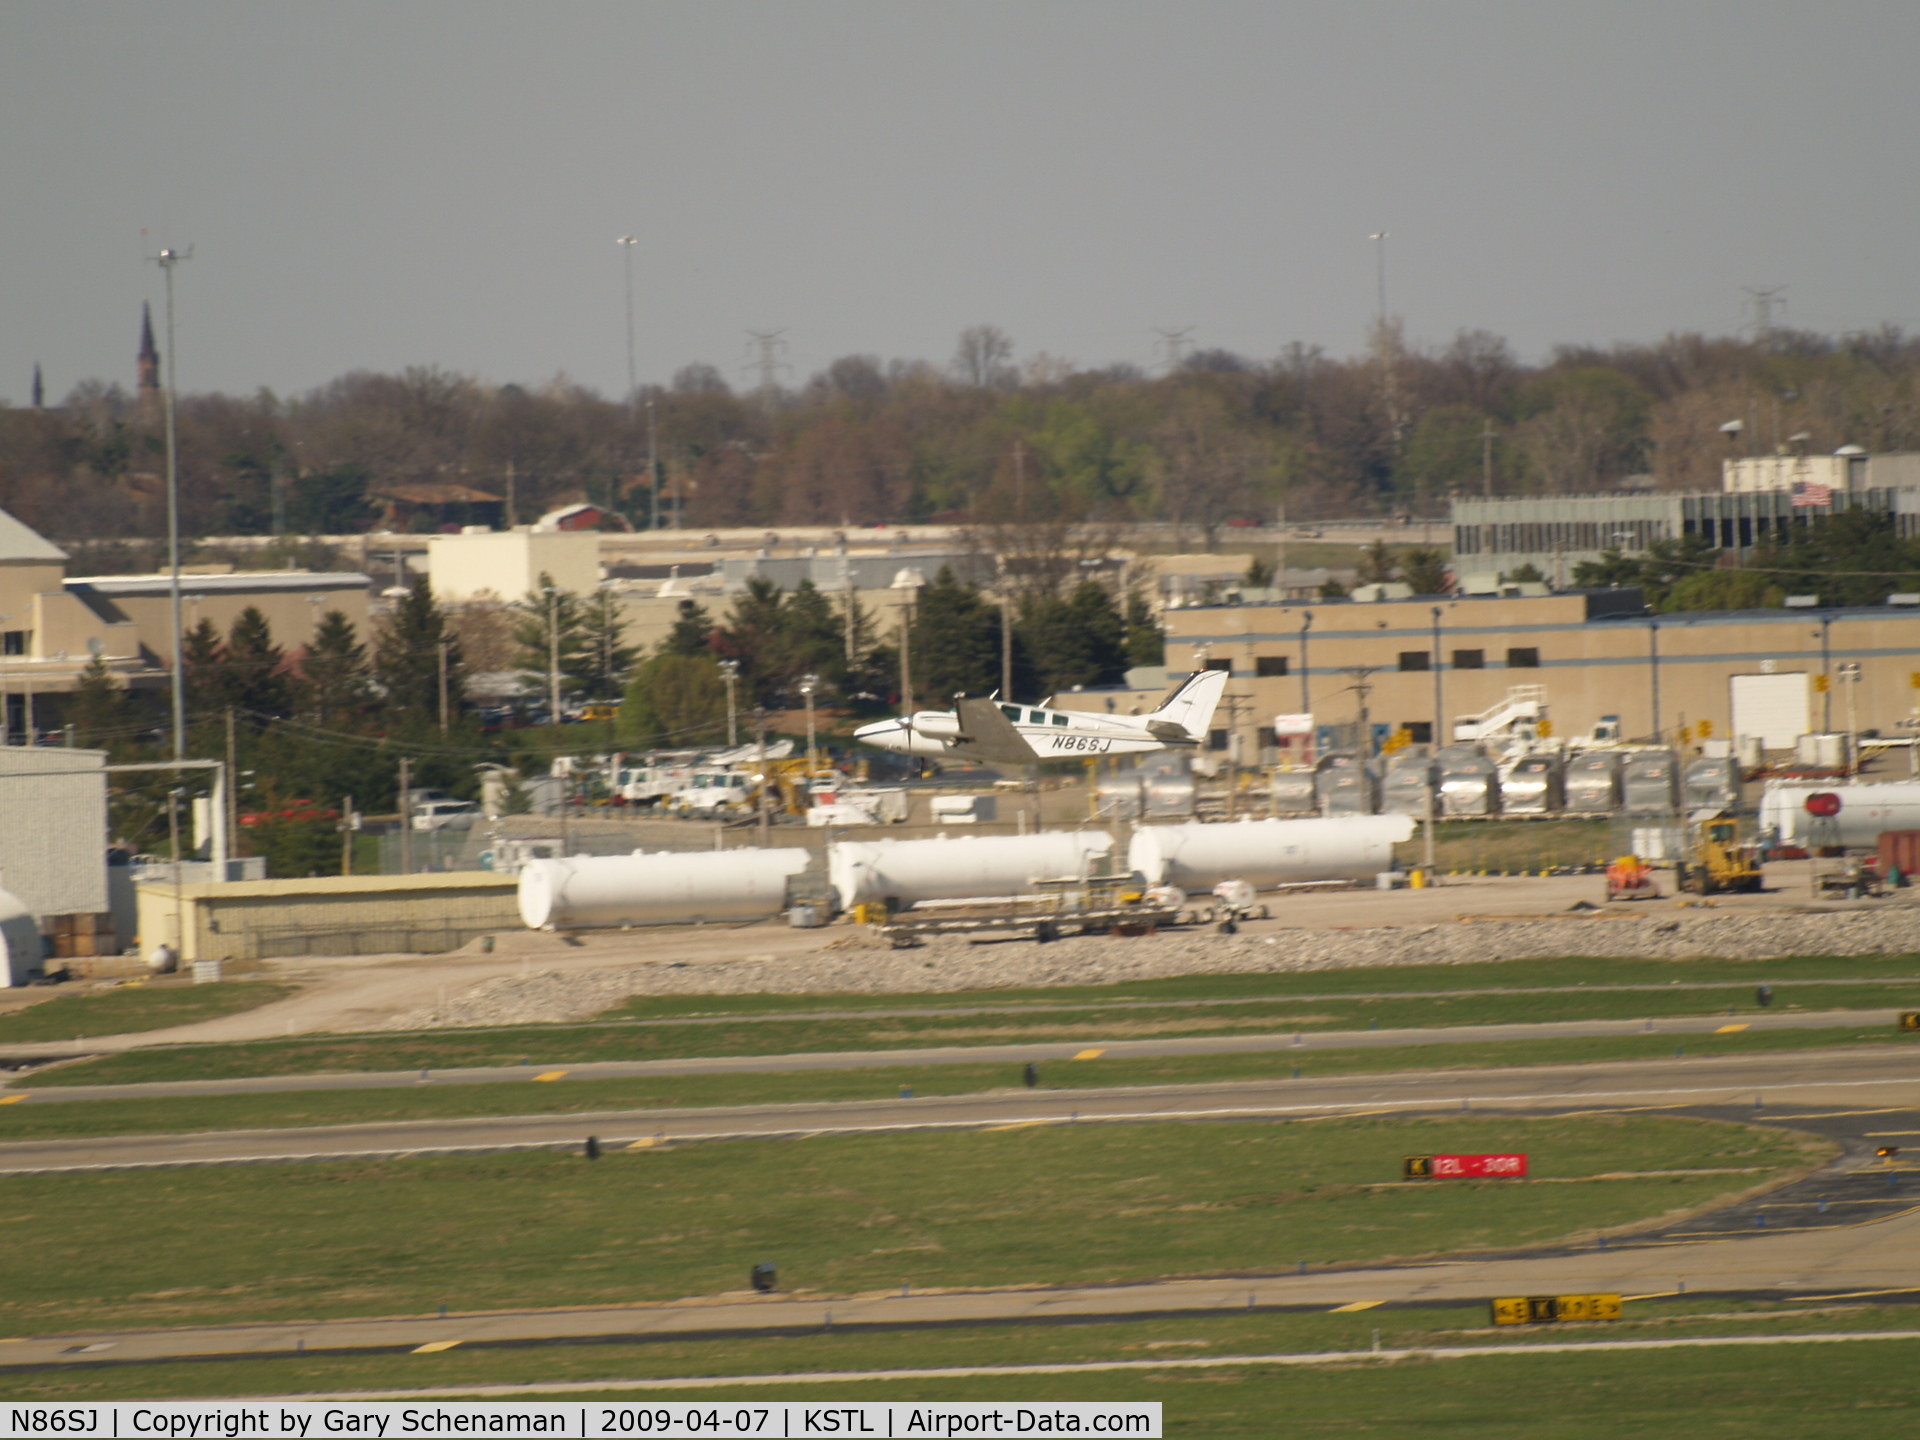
(5, 2, 1918, 403)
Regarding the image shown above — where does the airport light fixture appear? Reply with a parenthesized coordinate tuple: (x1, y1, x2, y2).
(799, 672, 820, 774)
(718, 658, 740, 747)
(149, 244, 192, 759)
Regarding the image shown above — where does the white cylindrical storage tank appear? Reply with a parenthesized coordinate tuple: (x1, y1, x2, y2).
(1127, 815, 1414, 892)
(0, 886, 42, 988)
(1759, 781, 1920, 849)
(829, 831, 1113, 911)
(518, 849, 811, 929)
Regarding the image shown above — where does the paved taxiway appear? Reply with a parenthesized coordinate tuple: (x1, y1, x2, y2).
(4, 1005, 1908, 1103)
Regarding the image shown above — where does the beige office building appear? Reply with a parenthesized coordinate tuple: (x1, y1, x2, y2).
(0, 507, 370, 737)
(1152, 590, 1920, 757)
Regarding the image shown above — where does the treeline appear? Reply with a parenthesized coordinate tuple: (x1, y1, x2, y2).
(9, 324, 1920, 543)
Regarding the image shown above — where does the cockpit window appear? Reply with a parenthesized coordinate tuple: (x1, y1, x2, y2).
(1000, 705, 1020, 720)
(1028, 710, 1046, 724)
(1051, 714, 1068, 726)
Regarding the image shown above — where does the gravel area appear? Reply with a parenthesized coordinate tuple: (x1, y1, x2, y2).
(381, 905, 1920, 1031)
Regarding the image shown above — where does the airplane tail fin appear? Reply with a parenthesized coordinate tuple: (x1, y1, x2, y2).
(1147, 668, 1229, 741)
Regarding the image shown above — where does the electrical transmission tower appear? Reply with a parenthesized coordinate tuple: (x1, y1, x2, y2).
(742, 330, 792, 399)
(1153, 327, 1195, 373)
(1742, 286, 1787, 347)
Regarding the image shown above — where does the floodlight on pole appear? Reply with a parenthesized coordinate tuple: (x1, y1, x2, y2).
(799, 673, 819, 774)
(616, 236, 639, 405)
(718, 658, 740, 746)
(148, 242, 193, 760)
(1367, 232, 1388, 327)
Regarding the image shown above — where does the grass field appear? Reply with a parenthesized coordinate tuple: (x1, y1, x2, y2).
(1396, 818, 1617, 872)
(4, 1296, 1917, 1437)
(1, 1025, 1911, 1143)
(20, 953, 1920, 1089)
(0, 983, 294, 1043)
(0, 1113, 1817, 1336)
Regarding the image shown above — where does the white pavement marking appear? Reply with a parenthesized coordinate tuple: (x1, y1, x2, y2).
(231, 1330, 1920, 1400)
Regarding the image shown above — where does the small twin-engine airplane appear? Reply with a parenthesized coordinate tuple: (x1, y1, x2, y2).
(852, 668, 1229, 765)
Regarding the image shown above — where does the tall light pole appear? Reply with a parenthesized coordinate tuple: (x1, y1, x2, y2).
(890, 568, 926, 715)
(616, 236, 639, 405)
(718, 658, 740, 747)
(150, 244, 192, 759)
(799, 672, 819, 774)
(1368, 231, 1388, 327)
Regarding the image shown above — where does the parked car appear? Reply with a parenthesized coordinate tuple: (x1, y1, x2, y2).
(411, 799, 479, 832)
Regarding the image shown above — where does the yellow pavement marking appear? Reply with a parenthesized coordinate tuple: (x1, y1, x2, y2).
(1774, 1109, 1913, 1119)
(1806, 1287, 1920, 1301)
(626, 1137, 665, 1149)
(412, 1341, 462, 1354)
(1073, 1049, 1107, 1060)
(532, 1071, 569, 1082)
(1866, 1131, 1920, 1137)
(1329, 1300, 1384, 1313)
(1714, 1023, 1749, 1033)
(984, 1120, 1050, 1132)
(0, 1095, 26, 1105)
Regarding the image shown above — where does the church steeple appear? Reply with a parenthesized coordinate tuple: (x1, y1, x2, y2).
(137, 302, 160, 396)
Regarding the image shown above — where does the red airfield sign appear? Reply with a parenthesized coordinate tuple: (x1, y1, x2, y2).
(1403, 1153, 1528, 1179)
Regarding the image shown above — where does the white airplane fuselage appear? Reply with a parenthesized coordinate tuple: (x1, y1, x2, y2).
(856, 702, 1179, 760)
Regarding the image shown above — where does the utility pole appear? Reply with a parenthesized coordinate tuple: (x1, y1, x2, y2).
(1481, 419, 1495, 498)
(437, 638, 450, 733)
(755, 708, 770, 849)
(1000, 594, 1013, 699)
(224, 708, 237, 869)
(719, 659, 739, 746)
(1216, 691, 1254, 820)
(1011, 437, 1026, 517)
(149, 242, 192, 761)
(1298, 611, 1313, 715)
(505, 459, 517, 528)
(1338, 665, 1381, 759)
(799, 673, 819, 775)
(168, 787, 185, 956)
(398, 755, 413, 875)
(1427, 607, 1443, 883)
(342, 792, 354, 876)
(544, 586, 561, 725)
(841, 573, 857, 666)
(647, 399, 661, 531)
(1647, 616, 1662, 744)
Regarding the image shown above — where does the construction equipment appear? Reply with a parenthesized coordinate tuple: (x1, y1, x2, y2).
(1675, 814, 1764, 895)
(1605, 854, 1658, 901)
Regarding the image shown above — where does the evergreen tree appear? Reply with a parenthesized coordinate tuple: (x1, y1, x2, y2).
(66, 654, 135, 746)
(908, 566, 999, 704)
(577, 589, 639, 701)
(182, 618, 226, 716)
(300, 610, 372, 727)
(716, 577, 787, 706)
(1016, 581, 1128, 697)
(375, 580, 464, 726)
(509, 574, 591, 710)
(662, 599, 715, 656)
(225, 606, 294, 717)
(1355, 540, 1400, 585)
(1123, 591, 1164, 667)
(772, 579, 846, 697)
(1400, 547, 1453, 596)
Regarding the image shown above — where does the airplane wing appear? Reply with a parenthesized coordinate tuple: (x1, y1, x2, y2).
(953, 696, 1043, 765)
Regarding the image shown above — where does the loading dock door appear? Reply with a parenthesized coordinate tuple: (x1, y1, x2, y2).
(1730, 672, 1808, 750)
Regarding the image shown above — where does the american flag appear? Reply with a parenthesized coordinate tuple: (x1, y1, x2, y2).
(1791, 480, 1833, 508)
